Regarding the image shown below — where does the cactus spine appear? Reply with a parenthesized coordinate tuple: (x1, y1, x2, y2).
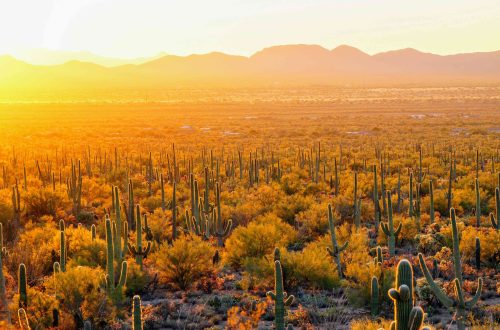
(133, 295, 143, 330)
(381, 191, 402, 256)
(418, 208, 482, 330)
(105, 216, 128, 304)
(326, 204, 348, 278)
(267, 260, 294, 330)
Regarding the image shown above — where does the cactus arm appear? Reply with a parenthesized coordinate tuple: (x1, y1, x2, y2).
(450, 209, 463, 284)
(267, 291, 276, 300)
(381, 222, 390, 236)
(117, 261, 128, 289)
(339, 241, 348, 252)
(394, 222, 402, 237)
(418, 253, 454, 308)
(284, 295, 294, 306)
(465, 278, 482, 309)
(408, 306, 425, 330)
(454, 278, 466, 307)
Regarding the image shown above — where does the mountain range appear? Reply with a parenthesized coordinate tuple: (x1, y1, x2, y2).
(1, 45, 499, 92)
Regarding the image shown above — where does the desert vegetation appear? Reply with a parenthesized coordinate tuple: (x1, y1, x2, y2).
(0, 87, 498, 329)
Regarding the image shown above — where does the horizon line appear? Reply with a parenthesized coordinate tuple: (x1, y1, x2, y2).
(2, 43, 500, 67)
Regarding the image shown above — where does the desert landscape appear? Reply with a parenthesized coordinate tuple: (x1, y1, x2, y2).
(0, 1, 499, 329)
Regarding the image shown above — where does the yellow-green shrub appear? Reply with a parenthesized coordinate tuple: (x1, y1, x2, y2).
(152, 234, 215, 289)
(223, 213, 296, 269)
(51, 266, 113, 327)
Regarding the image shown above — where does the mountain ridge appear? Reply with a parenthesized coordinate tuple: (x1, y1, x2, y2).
(1, 44, 499, 91)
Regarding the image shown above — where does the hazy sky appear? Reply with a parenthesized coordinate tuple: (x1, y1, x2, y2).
(1, 0, 499, 58)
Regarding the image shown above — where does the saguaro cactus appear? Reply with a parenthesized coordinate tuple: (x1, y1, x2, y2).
(59, 229, 66, 272)
(490, 187, 499, 230)
(105, 217, 128, 304)
(113, 186, 123, 260)
(18, 263, 27, 308)
(210, 182, 232, 247)
(326, 204, 348, 278)
(381, 191, 402, 256)
(429, 180, 434, 223)
(371, 276, 379, 317)
(475, 237, 481, 270)
(475, 179, 481, 227)
(18, 308, 30, 330)
(127, 206, 151, 270)
(132, 295, 143, 330)
(267, 260, 294, 330)
(418, 209, 482, 330)
(385, 259, 430, 330)
(0, 227, 10, 323)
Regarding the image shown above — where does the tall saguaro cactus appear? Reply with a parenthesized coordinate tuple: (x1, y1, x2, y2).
(267, 260, 294, 330)
(383, 259, 430, 330)
(18, 263, 28, 308)
(371, 276, 379, 317)
(0, 226, 10, 323)
(418, 208, 482, 330)
(381, 191, 402, 256)
(490, 187, 499, 230)
(127, 206, 151, 270)
(475, 179, 481, 227)
(132, 295, 143, 330)
(429, 180, 434, 223)
(105, 217, 128, 304)
(210, 182, 232, 247)
(326, 204, 348, 278)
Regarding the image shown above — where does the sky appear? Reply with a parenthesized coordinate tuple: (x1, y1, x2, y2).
(1, 0, 499, 59)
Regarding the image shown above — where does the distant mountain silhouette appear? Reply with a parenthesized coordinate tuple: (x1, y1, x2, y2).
(1, 45, 499, 92)
(5, 49, 164, 67)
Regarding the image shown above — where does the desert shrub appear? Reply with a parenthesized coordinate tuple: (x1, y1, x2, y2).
(317, 224, 380, 304)
(240, 257, 275, 290)
(9, 287, 58, 329)
(141, 196, 162, 213)
(63, 225, 107, 267)
(152, 234, 215, 289)
(52, 266, 113, 328)
(459, 226, 500, 267)
(281, 241, 339, 289)
(0, 189, 13, 224)
(275, 194, 312, 225)
(144, 208, 171, 244)
(7, 224, 58, 279)
(350, 318, 393, 330)
(377, 215, 420, 246)
(125, 260, 150, 296)
(223, 213, 296, 268)
(23, 187, 69, 217)
(295, 201, 330, 242)
(280, 173, 302, 195)
(226, 301, 267, 329)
